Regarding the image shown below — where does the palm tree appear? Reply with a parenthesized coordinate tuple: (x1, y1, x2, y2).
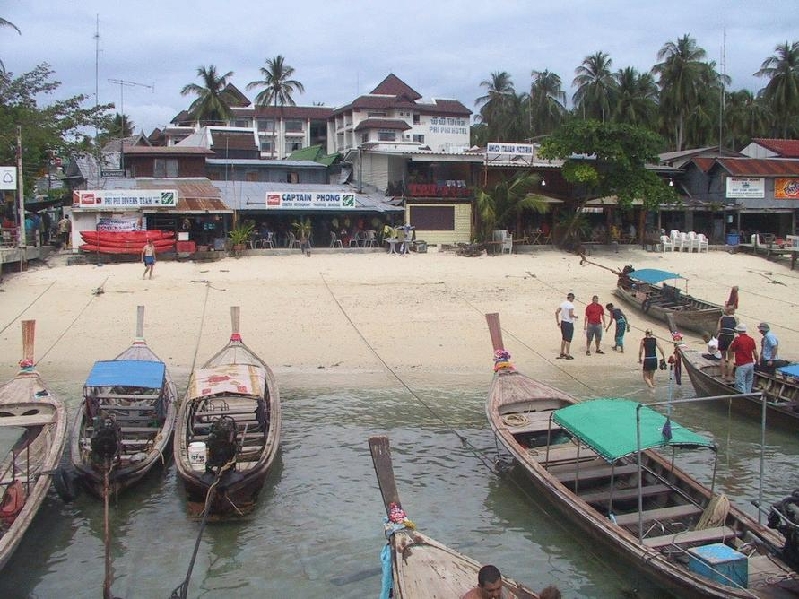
(652, 34, 707, 151)
(0, 17, 21, 73)
(725, 90, 771, 150)
(612, 67, 658, 127)
(756, 41, 799, 138)
(475, 172, 548, 241)
(528, 69, 566, 137)
(474, 72, 519, 142)
(572, 51, 616, 122)
(247, 55, 305, 158)
(180, 65, 237, 126)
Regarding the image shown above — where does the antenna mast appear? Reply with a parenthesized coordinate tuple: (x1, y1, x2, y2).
(108, 78, 154, 173)
(719, 27, 726, 153)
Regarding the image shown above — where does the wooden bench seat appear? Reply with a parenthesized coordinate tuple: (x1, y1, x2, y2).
(92, 394, 161, 401)
(531, 443, 597, 464)
(643, 525, 739, 548)
(193, 410, 256, 418)
(85, 426, 157, 434)
(613, 504, 704, 526)
(579, 483, 671, 505)
(555, 462, 640, 483)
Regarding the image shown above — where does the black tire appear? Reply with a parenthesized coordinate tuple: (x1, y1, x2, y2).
(52, 465, 79, 503)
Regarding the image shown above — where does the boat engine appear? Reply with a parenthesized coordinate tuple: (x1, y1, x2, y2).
(91, 416, 121, 462)
(206, 416, 238, 469)
(768, 490, 799, 568)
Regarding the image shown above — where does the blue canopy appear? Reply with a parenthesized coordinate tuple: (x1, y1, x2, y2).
(778, 363, 799, 378)
(85, 360, 165, 389)
(628, 268, 684, 285)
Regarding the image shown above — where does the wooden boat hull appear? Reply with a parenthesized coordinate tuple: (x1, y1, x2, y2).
(613, 286, 722, 335)
(679, 348, 799, 428)
(174, 318, 281, 518)
(70, 319, 178, 498)
(0, 325, 67, 571)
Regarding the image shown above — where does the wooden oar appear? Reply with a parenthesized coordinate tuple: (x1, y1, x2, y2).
(485, 313, 504, 353)
(369, 436, 401, 515)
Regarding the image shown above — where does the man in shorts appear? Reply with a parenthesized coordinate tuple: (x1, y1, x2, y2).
(555, 292, 577, 360)
(584, 295, 606, 355)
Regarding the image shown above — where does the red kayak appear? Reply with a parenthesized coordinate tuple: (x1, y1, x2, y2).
(80, 230, 175, 243)
(79, 238, 176, 249)
(79, 243, 175, 255)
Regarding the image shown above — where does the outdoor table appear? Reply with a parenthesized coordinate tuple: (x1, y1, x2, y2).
(386, 238, 399, 254)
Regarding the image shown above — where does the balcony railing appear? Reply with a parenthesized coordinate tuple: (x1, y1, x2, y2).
(406, 182, 472, 197)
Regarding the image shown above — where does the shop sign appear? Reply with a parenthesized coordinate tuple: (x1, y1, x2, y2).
(265, 192, 357, 209)
(73, 189, 178, 209)
(775, 178, 799, 199)
(97, 216, 141, 231)
(0, 166, 16, 190)
(725, 177, 764, 198)
(486, 142, 534, 156)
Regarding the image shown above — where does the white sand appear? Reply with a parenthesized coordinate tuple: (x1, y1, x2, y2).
(1, 248, 797, 404)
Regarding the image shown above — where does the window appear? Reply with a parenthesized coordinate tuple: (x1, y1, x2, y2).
(153, 158, 178, 178)
(257, 118, 274, 131)
(285, 119, 303, 132)
(367, 111, 387, 117)
(285, 140, 302, 153)
(287, 172, 299, 184)
(413, 134, 425, 143)
(233, 118, 250, 128)
(413, 113, 421, 125)
(361, 132, 370, 144)
(378, 129, 396, 142)
(260, 140, 273, 153)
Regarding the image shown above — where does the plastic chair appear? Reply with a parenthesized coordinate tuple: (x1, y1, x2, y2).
(258, 231, 274, 249)
(696, 233, 709, 253)
(288, 232, 300, 249)
(349, 231, 362, 247)
(501, 233, 513, 254)
(670, 230, 683, 252)
(660, 235, 675, 252)
(329, 231, 343, 248)
(363, 230, 377, 247)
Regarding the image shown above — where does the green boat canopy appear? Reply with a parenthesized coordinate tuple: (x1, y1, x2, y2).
(553, 399, 715, 462)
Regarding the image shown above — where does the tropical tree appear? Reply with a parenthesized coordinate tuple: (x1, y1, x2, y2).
(475, 172, 548, 241)
(180, 65, 237, 126)
(572, 51, 616, 122)
(724, 89, 771, 150)
(247, 55, 305, 158)
(682, 62, 729, 149)
(474, 71, 520, 142)
(756, 41, 799, 138)
(652, 34, 708, 151)
(0, 16, 21, 73)
(612, 66, 658, 127)
(528, 69, 566, 137)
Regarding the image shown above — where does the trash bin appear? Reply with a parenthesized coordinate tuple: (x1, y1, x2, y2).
(726, 233, 740, 246)
(414, 240, 428, 253)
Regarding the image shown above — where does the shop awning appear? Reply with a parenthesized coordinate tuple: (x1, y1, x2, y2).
(142, 197, 233, 214)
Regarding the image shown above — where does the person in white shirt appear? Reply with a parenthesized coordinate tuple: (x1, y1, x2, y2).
(554, 292, 577, 360)
(702, 333, 722, 360)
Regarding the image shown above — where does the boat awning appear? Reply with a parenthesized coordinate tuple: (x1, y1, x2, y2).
(553, 399, 715, 462)
(85, 360, 165, 388)
(778, 364, 799, 378)
(188, 364, 265, 400)
(628, 268, 684, 285)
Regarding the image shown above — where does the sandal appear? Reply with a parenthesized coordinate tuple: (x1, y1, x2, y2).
(586, 350, 591, 356)
(565, 354, 574, 360)
(596, 349, 604, 354)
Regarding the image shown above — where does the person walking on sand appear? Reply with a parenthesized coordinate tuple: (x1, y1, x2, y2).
(141, 239, 156, 279)
(584, 295, 606, 355)
(605, 302, 629, 352)
(555, 292, 577, 360)
(638, 329, 666, 388)
(729, 323, 758, 394)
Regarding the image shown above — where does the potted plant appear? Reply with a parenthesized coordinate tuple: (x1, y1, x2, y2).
(291, 218, 313, 254)
(228, 221, 255, 256)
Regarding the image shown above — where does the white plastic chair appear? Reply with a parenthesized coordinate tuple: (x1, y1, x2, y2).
(329, 231, 343, 248)
(501, 233, 513, 254)
(696, 233, 709, 253)
(670, 230, 683, 252)
(660, 235, 675, 252)
(288, 232, 300, 249)
(687, 231, 699, 253)
(363, 230, 377, 247)
(679, 232, 691, 252)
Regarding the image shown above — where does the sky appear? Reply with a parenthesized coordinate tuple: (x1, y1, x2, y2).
(3, 1, 798, 136)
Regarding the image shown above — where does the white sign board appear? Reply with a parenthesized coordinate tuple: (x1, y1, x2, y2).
(0, 166, 17, 190)
(486, 142, 535, 156)
(265, 192, 357, 209)
(726, 177, 765, 198)
(73, 189, 178, 210)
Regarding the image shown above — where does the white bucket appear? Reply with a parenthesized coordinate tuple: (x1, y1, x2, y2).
(188, 441, 206, 472)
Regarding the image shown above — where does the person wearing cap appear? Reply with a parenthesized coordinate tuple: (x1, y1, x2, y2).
(584, 295, 606, 355)
(729, 323, 759, 394)
(756, 322, 784, 375)
(638, 329, 666, 388)
(716, 306, 739, 382)
(555, 292, 577, 360)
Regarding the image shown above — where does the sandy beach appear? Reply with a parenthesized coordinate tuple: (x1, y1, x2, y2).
(2, 246, 797, 402)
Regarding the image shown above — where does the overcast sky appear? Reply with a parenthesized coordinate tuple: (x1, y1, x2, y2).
(4, 1, 798, 135)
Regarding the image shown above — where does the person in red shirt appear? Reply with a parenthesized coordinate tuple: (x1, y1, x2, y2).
(729, 323, 758, 394)
(584, 295, 606, 355)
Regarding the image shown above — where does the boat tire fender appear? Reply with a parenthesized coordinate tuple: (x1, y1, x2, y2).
(642, 299, 651, 313)
(53, 465, 80, 503)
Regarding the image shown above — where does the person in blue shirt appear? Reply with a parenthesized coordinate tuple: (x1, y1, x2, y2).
(756, 322, 787, 375)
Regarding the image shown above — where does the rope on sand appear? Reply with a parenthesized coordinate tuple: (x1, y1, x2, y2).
(0, 281, 55, 337)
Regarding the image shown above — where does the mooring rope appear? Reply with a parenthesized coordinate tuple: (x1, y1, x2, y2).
(0, 281, 55, 337)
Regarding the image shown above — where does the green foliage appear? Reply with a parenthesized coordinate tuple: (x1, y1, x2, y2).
(475, 172, 547, 241)
(181, 65, 237, 124)
(291, 218, 312, 240)
(228, 221, 255, 245)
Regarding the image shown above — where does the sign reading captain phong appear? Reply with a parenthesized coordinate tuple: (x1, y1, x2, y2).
(265, 192, 356, 209)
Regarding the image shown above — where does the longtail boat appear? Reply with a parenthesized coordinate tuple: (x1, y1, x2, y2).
(70, 306, 178, 497)
(174, 306, 281, 518)
(368, 436, 538, 599)
(612, 267, 723, 335)
(485, 312, 799, 598)
(0, 321, 67, 570)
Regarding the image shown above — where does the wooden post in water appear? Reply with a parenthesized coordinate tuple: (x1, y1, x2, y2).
(21, 320, 35, 364)
(230, 306, 240, 338)
(368, 436, 401, 515)
(485, 312, 504, 352)
(102, 460, 113, 599)
(135, 305, 145, 340)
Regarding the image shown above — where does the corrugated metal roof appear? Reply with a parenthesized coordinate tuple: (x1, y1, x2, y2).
(715, 158, 799, 176)
(354, 118, 412, 131)
(751, 138, 799, 158)
(123, 145, 213, 155)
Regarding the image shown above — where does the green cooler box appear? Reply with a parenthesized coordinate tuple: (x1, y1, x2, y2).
(688, 543, 747, 588)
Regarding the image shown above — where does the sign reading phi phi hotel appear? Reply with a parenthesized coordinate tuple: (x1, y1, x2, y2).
(265, 192, 356, 209)
(73, 190, 178, 209)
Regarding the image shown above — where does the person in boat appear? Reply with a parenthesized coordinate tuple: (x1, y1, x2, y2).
(584, 295, 606, 355)
(539, 586, 561, 599)
(716, 306, 739, 382)
(141, 239, 156, 280)
(605, 302, 629, 352)
(462, 564, 504, 599)
(701, 332, 722, 360)
(638, 329, 666, 389)
(555, 292, 577, 360)
(729, 323, 759, 394)
(755, 322, 788, 375)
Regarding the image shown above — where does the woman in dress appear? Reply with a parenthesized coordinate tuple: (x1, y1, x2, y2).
(604, 302, 629, 352)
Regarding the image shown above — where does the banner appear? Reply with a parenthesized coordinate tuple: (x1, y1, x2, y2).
(725, 177, 764, 198)
(73, 189, 178, 209)
(97, 216, 141, 231)
(265, 191, 356, 209)
(775, 178, 799, 199)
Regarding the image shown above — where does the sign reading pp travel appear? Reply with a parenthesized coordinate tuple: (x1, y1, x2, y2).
(73, 190, 178, 209)
(265, 192, 356, 209)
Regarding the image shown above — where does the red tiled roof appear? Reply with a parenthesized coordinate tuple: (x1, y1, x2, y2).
(354, 118, 412, 132)
(751, 138, 799, 158)
(210, 131, 257, 152)
(419, 99, 471, 116)
(235, 105, 334, 119)
(370, 74, 422, 100)
(715, 158, 799, 177)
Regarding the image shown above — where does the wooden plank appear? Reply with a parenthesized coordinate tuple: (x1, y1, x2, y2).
(643, 525, 738, 548)
(555, 462, 639, 483)
(531, 443, 596, 464)
(93, 394, 161, 400)
(613, 504, 703, 526)
(0, 413, 56, 427)
(96, 404, 158, 411)
(369, 435, 401, 514)
(579, 483, 671, 504)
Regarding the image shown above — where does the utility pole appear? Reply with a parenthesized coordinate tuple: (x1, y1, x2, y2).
(16, 126, 24, 248)
(108, 78, 154, 173)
